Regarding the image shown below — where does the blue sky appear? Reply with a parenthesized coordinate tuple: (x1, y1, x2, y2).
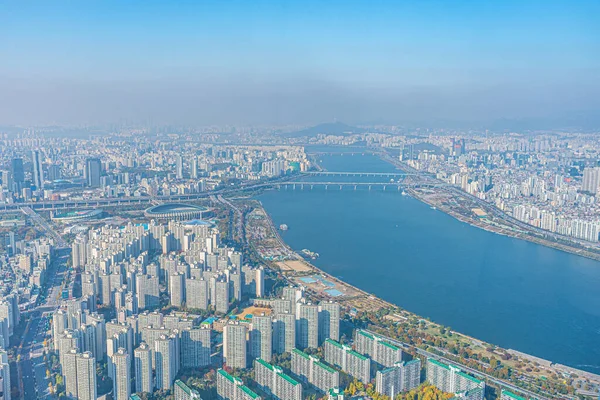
(0, 1, 599, 126)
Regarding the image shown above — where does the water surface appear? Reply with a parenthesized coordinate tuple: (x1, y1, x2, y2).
(258, 152, 600, 372)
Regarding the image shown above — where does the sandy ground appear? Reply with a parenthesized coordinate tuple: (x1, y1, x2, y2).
(237, 305, 272, 318)
(275, 260, 313, 272)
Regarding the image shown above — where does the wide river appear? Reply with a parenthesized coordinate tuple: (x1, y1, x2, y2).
(258, 149, 600, 373)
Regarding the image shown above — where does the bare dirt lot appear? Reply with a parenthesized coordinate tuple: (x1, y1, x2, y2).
(275, 260, 314, 272)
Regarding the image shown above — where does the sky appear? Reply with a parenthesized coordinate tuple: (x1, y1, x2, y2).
(0, 0, 599, 127)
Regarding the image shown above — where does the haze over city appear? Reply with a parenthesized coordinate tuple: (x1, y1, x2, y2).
(1, 2, 600, 400)
(1, 0, 599, 127)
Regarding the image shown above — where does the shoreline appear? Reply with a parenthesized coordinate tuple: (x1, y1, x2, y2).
(406, 186, 600, 262)
(252, 200, 600, 397)
(243, 152, 600, 398)
(375, 152, 600, 263)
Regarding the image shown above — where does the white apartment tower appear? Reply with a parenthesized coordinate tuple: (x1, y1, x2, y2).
(111, 348, 131, 400)
(250, 315, 272, 362)
(223, 323, 248, 369)
(134, 342, 153, 393)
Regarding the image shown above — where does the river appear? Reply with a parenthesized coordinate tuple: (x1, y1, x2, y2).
(258, 149, 600, 373)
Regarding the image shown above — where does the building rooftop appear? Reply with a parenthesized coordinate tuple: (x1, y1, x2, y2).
(349, 349, 369, 361)
(380, 340, 400, 351)
(278, 371, 301, 386)
(315, 360, 337, 374)
(326, 338, 344, 348)
(428, 358, 451, 370)
(358, 330, 375, 340)
(256, 358, 274, 370)
(292, 348, 310, 359)
(502, 390, 527, 400)
(240, 385, 260, 399)
(457, 371, 482, 385)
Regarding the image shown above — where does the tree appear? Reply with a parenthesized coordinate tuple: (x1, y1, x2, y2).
(490, 358, 499, 369)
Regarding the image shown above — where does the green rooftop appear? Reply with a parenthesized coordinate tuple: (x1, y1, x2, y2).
(457, 371, 482, 384)
(349, 350, 369, 361)
(278, 372, 301, 386)
(256, 358, 274, 370)
(380, 341, 400, 351)
(502, 390, 527, 400)
(326, 338, 344, 348)
(240, 385, 260, 399)
(218, 368, 235, 382)
(174, 379, 197, 394)
(292, 348, 310, 359)
(316, 361, 337, 374)
(428, 358, 450, 370)
(358, 330, 374, 340)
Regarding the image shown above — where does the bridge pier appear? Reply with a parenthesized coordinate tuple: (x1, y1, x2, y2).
(293, 184, 296, 190)
(325, 185, 328, 190)
(354, 185, 357, 191)
(339, 185, 342, 190)
(310, 185, 313, 190)
(368, 185, 371, 191)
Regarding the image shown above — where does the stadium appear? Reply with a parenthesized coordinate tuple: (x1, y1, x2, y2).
(144, 203, 212, 221)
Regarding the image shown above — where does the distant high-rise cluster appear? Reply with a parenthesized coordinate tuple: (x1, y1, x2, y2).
(84, 158, 102, 187)
(582, 167, 600, 194)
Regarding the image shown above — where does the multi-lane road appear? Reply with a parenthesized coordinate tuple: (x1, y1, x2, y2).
(18, 248, 69, 400)
(0, 176, 298, 213)
(216, 195, 245, 243)
(20, 207, 68, 248)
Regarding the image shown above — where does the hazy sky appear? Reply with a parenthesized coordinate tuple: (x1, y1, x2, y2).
(1, 0, 599, 127)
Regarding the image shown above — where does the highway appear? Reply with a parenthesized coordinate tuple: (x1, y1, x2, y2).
(0, 176, 297, 213)
(17, 248, 69, 399)
(0, 174, 435, 215)
(216, 195, 245, 244)
(20, 206, 68, 248)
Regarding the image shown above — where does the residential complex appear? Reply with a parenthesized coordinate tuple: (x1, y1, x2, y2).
(324, 339, 371, 384)
(376, 359, 422, 397)
(427, 358, 486, 400)
(354, 329, 403, 367)
(216, 369, 262, 400)
(254, 358, 303, 400)
(291, 348, 340, 394)
(174, 379, 201, 400)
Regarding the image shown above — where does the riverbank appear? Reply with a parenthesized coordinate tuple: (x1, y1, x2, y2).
(249, 198, 394, 312)
(376, 151, 600, 263)
(248, 198, 600, 399)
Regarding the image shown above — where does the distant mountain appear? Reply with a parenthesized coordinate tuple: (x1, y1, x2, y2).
(283, 122, 365, 138)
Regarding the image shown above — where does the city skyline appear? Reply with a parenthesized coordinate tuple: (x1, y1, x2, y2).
(0, 2, 599, 400)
